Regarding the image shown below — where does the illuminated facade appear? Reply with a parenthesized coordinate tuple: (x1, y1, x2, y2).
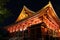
(16, 6, 35, 22)
(4, 2, 60, 40)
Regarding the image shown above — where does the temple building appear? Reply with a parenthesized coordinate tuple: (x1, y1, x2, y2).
(4, 1, 60, 40)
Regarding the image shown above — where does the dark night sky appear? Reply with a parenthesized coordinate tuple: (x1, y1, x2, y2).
(0, 0, 60, 27)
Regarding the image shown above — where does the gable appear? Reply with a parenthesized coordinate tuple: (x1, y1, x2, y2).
(16, 6, 35, 22)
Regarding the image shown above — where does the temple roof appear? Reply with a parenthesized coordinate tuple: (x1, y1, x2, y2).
(4, 2, 60, 37)
(16, 6, 35, 22)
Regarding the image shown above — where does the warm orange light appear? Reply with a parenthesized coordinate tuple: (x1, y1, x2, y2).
(12, 29, 15, 32)
(45, 28, 48, 32)
(16, 28, 19, 32)
(20, 28, 23, 31)
(23, 27, 27, 30)
(9, 27, 13, 33)
(12, 26, 15, 32)
(41, 26, 44, 28)
(59, 29, 60, 32)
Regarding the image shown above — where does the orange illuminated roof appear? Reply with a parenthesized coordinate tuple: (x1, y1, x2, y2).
(16, 6, 35, 22)
(5, 1, 60, 35)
